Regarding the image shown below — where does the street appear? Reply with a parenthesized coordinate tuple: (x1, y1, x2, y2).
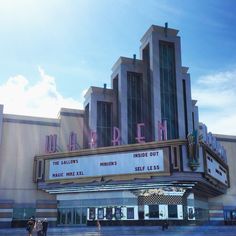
(1, 226, 236, 236)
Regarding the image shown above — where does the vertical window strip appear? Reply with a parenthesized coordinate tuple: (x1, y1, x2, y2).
(127, 72, 143, 144)
(84, 104, 90, 148)
(37, 160, 42, 179)
(45, 134, 57, 153)
(159, 41, 178, 139)
(68, 132, 78, 151)
(192, 112, 195, 131)
(172, 146, 179, 170)
(45, 135, 50, 153)
(97, 101, 112, 147)
(182, 79, 188, 137)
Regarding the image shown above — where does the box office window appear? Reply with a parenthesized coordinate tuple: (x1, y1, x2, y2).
(127, 207, 134, 219)
(89, 208, 95, 220)
(149, 205, 159, 218)
(106, 207, 113, 220)
(98, 208, 104, 219)
(115, 207, 122, 220)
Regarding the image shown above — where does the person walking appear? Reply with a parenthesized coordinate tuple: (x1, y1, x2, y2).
(96, 220, 101, 231)
(42, 218, 48, 236)
(162, 219, 169, 231)
(26, 217, 35, 236)
(35, 219, 43, 236)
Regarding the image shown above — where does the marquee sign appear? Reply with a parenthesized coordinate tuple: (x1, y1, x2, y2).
(199, 123, 227, 162)
(206, 153, 228, 186)
(48, 149, 164, 180)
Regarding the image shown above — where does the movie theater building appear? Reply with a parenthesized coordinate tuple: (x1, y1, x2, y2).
(0, 24, 234, 227)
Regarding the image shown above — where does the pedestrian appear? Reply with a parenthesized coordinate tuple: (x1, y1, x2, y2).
(35, 219, 43, 236)
(96, 220, 101, 231)
(165, 220, 169, 230)
(42, 218, 48, 236)
(26, 217, 35, 236)
(162, 220, 169, 231)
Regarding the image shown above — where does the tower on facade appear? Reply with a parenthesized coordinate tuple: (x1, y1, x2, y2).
(84, 24, 198, 147)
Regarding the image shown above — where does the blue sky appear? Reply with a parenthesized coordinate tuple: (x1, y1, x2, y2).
(0, 0, 236, 135)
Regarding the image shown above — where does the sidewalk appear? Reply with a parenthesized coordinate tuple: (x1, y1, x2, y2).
(0, 226, 236, 236)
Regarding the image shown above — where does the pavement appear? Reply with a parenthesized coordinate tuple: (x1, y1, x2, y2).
(0, 226, 236, 236)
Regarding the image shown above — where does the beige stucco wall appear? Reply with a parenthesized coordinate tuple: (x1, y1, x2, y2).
(208, 135, 236, 206)
(0, 115, 59, 203)
(0, 110, 84, 205)
(1, 108, 235, 213)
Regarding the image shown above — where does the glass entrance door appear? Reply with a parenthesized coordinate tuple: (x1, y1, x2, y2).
(58, 207, 87, 226)
(74, 208, 81, 225)
(81, 208, 87, 224)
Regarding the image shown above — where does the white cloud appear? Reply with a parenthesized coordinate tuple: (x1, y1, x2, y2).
(192, 69, 236, 135)
(0, 68, 83, 118)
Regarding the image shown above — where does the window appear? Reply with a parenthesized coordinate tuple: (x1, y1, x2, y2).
(13, 208, 35, 220)
(149, 205, 159, 218)
(127, 207, 134, 219)
(60, 209, 66, 224)
(114, 207, 122, 220)
(168, 205, 178, 218)
(67, 210, 72, 224)
(84, 104, 90, 148)
(173, 147, 178, 168)
(98, 208, 104, 219)
(97, 102, 112, 147)
(194, 208, 208, 220)
(172, 146, 180, 170)
(192, 112, 195, 131)
(182, 79, 188, 137)
(37, 160, 43, 180)
(113, 75, 119, 128)
(89, 208, 95, 220)
(159, 41, 178, 139)
(68, 132, 78, 151)
(224, 210, 236, 221)
(45, 134, 57, 153)
(142, 44, 153, 142)
(127, 72, 143, 144)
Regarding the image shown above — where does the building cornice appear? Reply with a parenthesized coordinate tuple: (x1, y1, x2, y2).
(140, 25, 179, 44)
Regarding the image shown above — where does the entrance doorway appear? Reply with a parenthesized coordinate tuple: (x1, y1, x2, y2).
(58, 207, 87, 225)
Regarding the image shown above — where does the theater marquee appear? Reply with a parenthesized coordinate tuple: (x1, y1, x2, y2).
(48, 149, 164, 180)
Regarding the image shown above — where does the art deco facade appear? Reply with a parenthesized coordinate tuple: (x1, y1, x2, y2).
(0, 24, 235, 227)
